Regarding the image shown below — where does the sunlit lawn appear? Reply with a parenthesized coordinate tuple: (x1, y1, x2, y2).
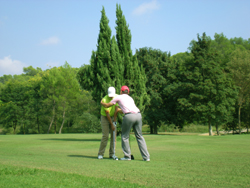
(0, 133, 250, 187)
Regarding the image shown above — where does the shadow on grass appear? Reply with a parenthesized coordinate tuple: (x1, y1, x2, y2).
(68, 155, 108, 159)
(41, 138, 101, 142)
(142, 133, 200, 136)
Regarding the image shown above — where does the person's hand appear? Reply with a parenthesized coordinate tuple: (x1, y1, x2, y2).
(111, 124, 116, 131)
(111, 122, 116, 131)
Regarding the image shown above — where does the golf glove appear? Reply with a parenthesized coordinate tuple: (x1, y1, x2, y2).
(113, 122, 117, 127)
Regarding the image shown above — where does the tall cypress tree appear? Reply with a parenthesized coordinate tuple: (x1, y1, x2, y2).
(78, 5, 148, 113)
(78, 7, 124, 105)
(110, 35, 124, 92)
(78, 7, 112, 103)
(115, 4, 149, 112)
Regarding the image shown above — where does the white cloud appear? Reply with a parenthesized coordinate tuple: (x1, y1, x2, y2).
(0, 56, 27, 76)
(40, 36, 60, 45)
(132, 0, 160, 16)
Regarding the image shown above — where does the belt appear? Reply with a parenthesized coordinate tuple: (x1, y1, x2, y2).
(125, 112, 140, 115)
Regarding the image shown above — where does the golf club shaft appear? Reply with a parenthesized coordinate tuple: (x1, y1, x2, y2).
(113, 130, 115, 155)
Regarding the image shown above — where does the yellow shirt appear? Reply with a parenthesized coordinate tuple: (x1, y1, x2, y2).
(101, 94, 119, 117)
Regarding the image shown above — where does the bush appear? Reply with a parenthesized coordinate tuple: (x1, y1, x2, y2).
(142, 125, 150, 133)
(180, 124, 215, 133)
(158, 122, 179, 132)
(1, 127, 15, 135)
(72, 112, 101, 133)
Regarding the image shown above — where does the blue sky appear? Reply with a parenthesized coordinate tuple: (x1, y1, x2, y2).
(0, 0, 249, 76)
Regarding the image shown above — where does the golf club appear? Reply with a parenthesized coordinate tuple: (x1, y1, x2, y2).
(113, 122, 118, 160)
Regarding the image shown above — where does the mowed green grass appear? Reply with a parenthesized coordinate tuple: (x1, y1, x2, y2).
(0, 133, 250, 188)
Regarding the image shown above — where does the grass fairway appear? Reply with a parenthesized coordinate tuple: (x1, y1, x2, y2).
(0, 133, 250, 187)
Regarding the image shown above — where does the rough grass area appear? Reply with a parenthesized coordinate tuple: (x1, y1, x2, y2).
(0, 134, 250, 187)
(0, 165, 143, 188)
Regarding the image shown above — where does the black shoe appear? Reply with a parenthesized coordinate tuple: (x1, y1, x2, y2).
(131, 155, 134, 160)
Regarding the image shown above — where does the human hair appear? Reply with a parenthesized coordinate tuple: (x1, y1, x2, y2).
(121, 90, 129, 94)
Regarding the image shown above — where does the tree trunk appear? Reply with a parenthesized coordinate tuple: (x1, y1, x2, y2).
(37, 116, 40, 134)
(150, 125, 153, 134)
(59, 109, 65, 134)
(216, 122, 219, 136)
(23, 120, 25, 135)
(154, 124, 158, 134)
(13, 121, 16, 134)
(209, 120, 213, 136)
(54, 116, 57, 134)
(238, 106, 242, 134)
(47, 100, 55, 134)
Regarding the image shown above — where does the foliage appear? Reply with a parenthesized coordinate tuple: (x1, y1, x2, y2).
(175, 33, 238, 135)
(136, 47, 170, 133)
(78, 7, 114, 104)
(157, 123, 179, 133)
(180, 124, 216, 133)
(23, 66, 42, 76)
(115, 4, 149, 112)
(0, 63, 99, 135)
(227, 48, 250, 133)
(72, 112, 101, 133)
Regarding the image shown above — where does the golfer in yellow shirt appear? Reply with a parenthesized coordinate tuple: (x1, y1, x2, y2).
(98, 87, 119, 160)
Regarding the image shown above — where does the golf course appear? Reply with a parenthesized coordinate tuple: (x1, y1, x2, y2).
(0, 133, 249, 187)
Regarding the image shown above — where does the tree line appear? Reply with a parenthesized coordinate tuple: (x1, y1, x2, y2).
(0, 63, 101, 134)
(1, 4, 250, 135)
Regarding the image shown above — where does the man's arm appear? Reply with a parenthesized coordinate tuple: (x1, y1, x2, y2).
(114, 107, 123, 122)
(105, 110, 115, 131)
(101, 100, 114, 108)
(114, 106, 119, 122)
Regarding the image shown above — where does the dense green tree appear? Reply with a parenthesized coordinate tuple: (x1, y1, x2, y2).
(210, 33, 235, 68)
(0, 74, 13, 84)
(39, 67, 64, 133)
(23, 66, 42, 76)
(227, 48, 250, 134)
(58, 62, 81, 134)
(177, 33, 237, 135)
(230, 37, 250, 51)
(136, 47, 170, 133)
(163, 52, 195, 128)
(0, 79, 29, 134)
(27, 75, 44, 134)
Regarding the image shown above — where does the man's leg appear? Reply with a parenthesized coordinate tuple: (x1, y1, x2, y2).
(121, 114, 133, 158)
(133, 113, 150, 160)
(109, 117, 116, 157)
(98, 116, 110, 156)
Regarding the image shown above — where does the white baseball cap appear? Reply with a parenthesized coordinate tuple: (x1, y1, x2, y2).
(108, 87, 116, 97)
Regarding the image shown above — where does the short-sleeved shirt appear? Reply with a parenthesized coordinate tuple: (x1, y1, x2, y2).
(101, 94, 119, 117)
(110, 94, 140, 114)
